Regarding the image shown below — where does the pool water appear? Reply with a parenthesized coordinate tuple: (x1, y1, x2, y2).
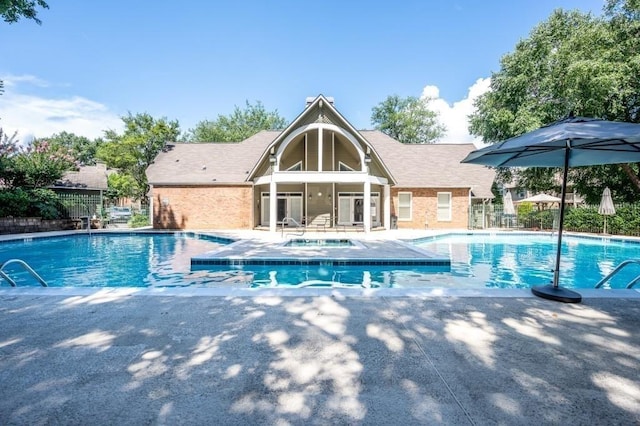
(413, 233, 640, 290)
(2, 232, 639, 290)
(0, 233, 229, 288)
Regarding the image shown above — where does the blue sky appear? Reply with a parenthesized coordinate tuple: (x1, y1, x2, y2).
(1, 0, 604, 144)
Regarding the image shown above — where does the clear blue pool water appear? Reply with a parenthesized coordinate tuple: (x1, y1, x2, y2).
(2, 232, 639, 289)
(413, 233, 640, 290)
(0, 233, 230, 288)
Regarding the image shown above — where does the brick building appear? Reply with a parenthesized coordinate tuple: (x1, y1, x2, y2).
(146, 95, 495, 232)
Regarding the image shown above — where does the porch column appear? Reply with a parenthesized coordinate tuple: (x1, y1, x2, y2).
(318, 127, 323, 171)
(269, 180, 277, 232)
(363, 180, 371, 233)
(383, 184, 391, 230)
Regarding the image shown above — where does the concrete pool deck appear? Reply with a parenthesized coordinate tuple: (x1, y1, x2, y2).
(1, 229, 640, 424)
(0, 289, 639, 425)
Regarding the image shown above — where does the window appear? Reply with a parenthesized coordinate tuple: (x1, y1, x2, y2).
(286, 161, 302, 171)
(437, 192, 451, 221)
(338, 161, 356, 171)
(398, 192, 412, 220)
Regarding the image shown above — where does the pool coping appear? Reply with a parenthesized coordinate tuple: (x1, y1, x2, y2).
(1, 286, 639, 299)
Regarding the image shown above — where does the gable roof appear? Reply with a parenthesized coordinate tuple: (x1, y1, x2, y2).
(51, 163, 109, 191)
(247, 94, 395, 183)
(146, 131, 278, 185)
(361, 131, 496, 198)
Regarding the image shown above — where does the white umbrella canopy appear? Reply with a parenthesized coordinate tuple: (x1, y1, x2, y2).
(517, 193, 562, 204)
(598, 187, 616, 234)
(462, 116, 640, 303)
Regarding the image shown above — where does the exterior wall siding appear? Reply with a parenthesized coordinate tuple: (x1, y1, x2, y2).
(391, 188, 470, 229)
(151, 185, 253, 229)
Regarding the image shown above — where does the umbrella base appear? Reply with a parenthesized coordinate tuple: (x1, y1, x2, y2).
(531, 284, 581, 303)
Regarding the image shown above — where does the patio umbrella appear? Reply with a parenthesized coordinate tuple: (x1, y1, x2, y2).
(503, 191, 516, 215)
(517, 193, 562, 205)
(502, 192, 516, 228)
(598, 187, 616, 235)
(462, 116, 640, 303)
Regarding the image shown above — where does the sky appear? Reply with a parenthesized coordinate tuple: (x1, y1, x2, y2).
(1, 0, 605, 145)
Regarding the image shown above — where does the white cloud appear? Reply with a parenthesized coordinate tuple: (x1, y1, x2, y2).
(0, 74, 122, 143)
(421, 77, 491, 146)
(2, 73, 50, 88)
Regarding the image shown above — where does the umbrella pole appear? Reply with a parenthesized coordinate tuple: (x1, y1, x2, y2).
(531, 145, 582, 303)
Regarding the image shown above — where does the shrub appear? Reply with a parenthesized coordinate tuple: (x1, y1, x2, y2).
(129, 213, 149, 228)
(0, 188, 66, 219)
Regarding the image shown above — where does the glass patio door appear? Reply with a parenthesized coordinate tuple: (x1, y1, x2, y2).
(261, 193, 303, 226)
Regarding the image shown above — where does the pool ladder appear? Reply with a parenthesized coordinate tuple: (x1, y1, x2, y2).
(594, 259, 640, 289)
(281, 217, 305, 238)
(0, 259, 48, 287)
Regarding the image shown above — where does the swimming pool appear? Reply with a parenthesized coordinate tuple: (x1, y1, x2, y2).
(0, 233, 233, 288)
(2, 232, 639, 290)
(413, 233, 640, 290)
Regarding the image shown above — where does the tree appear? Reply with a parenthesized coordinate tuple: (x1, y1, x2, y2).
(97, 113, 180, 201)
(370, 95, 445, 144)
(0, 137, 76, 189)
(105, 172, 137, 203)
(469, 5, 640, 202)
(1, 0, 48, 24)
(41, 131, 102, 166)
(188, 101, 287, 142)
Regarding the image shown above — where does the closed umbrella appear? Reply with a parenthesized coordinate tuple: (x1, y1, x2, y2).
(462, 116, 640, 303)
(503, 192, 515, 228)
(503, 192, 516, 215)
(598, 187, 616, 234)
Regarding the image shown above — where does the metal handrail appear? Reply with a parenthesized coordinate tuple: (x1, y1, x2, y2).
(281, 217, 305, 237)
(0, 259, 48, 287)
(594, 259, 640, 289)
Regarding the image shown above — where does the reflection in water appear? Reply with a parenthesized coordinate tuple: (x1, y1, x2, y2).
(416, 234, 640, 290)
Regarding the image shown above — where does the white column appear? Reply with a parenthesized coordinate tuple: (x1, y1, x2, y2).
(363, 179, 371, 233)
(383, 184, 391, 230)
(269, 180, 277, 232)
(318, 127, 323, 171)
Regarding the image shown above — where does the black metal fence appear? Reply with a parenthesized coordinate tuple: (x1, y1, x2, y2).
(470, 203, 640, 236)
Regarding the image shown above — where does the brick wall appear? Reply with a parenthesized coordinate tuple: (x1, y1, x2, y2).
(391, 188, 470, 229)
(151, 185, 253, 230)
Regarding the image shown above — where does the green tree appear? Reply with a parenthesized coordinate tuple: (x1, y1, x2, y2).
(371, 95, 445, 144)
(105, 172, 137, 203)
(38, 131, 102, 166)
(1, 139, 75, 188)
(97, 112, 180, 201)
(469, 6, 640, 202)
(188, 101, 287, 142)
(1, 0, 49, 24)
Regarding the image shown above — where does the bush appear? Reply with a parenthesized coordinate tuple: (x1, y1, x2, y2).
(0, 188, 66, 219)
(28, 188, 66, 219)
(0, 188, 30, 217)
(129, 213, 149, 228)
